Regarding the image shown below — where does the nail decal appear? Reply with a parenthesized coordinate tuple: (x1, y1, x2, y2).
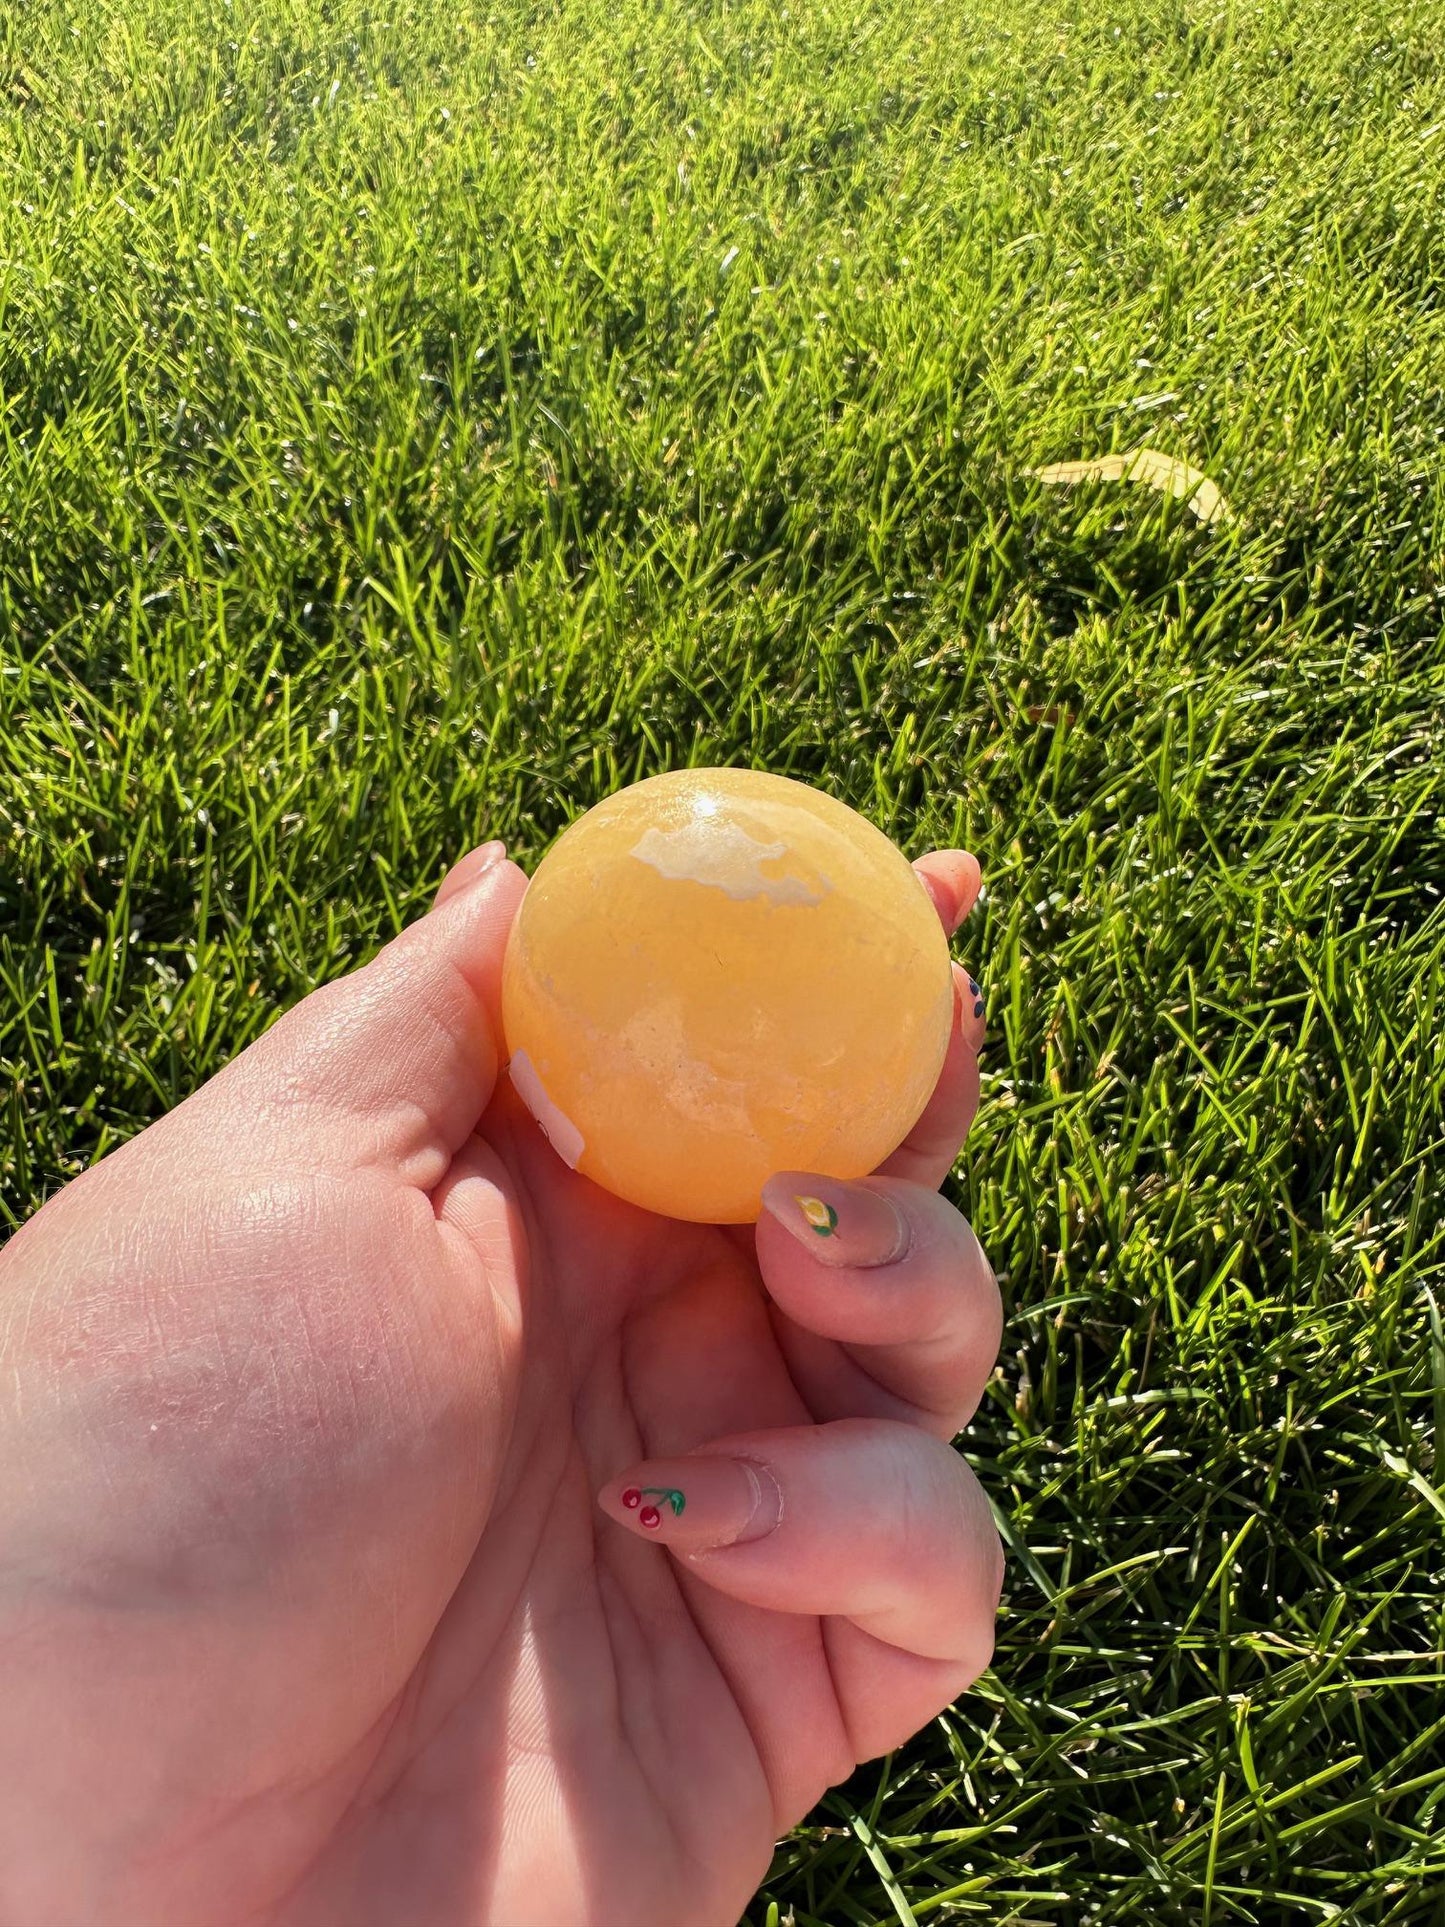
(968, 978, 984, 1019)
(621, 1485, 686, 1529)
(796, 1195, 839, 1237)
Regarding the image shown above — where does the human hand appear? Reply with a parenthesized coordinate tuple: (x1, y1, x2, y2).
(0, 837, 1002, 1927)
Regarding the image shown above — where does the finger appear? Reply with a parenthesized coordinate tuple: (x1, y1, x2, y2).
(891, 849, 986, 1190)
(912, 848, 982, 935)
(876, 962, 984, 1188)
(754, 1173, 1002, 1436)
(598, 1416, 1002, 1673)
(212, 849, 527, 1189)
(434, 839, 508, 910)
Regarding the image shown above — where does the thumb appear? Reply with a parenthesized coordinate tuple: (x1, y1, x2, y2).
(206, 843, 528, 1186)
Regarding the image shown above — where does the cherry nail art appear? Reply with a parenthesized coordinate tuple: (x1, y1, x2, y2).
(619, 1485, 686, 1529)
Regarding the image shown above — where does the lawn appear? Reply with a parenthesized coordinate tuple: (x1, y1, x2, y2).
(3, 0, 1445, 1917)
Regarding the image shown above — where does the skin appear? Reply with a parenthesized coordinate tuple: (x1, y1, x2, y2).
(0, 843, 1003, 1927)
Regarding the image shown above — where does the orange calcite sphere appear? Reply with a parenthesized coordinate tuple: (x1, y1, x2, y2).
(501, 769, 952, 1223)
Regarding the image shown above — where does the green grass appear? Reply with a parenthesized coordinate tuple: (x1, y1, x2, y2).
(4, 0, 1445, 1916)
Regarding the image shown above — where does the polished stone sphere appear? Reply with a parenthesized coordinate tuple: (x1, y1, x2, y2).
(501, 768, 952, 1223)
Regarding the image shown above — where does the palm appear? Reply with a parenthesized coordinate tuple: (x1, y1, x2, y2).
(280, 1088, 857, 1926)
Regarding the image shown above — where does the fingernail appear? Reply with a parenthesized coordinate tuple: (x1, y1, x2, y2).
(956, 962, 986, 1051)
(462, 840, 507, 884)
(436, 840, 507, 907)
(941, 850, 981, 934)
(598, 1454, 782, 1552)
(759, 1174, 911, 1269)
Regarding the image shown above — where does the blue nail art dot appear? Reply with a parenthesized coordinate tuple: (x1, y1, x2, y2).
(973, 1000, 985, 1020)
(968, 979, 980, 997)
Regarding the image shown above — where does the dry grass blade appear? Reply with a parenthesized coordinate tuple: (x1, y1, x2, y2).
(1031, 447, 1232, 523)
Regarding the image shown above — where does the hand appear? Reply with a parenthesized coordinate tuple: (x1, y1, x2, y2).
(0, 839, 1002, 1927)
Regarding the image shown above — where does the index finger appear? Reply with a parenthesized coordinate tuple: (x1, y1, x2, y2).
(913, 848, 982, 935)
(876, 849, 987, 1189)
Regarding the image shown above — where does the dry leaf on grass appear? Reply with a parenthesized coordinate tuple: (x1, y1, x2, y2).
(1030, 447, 1231, 524)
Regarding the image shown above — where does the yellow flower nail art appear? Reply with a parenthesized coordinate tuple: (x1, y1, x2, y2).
(796, 1194, 839, 1236)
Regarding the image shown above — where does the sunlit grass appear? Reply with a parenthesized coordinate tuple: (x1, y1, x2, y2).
(3, 0, 1444, 1917)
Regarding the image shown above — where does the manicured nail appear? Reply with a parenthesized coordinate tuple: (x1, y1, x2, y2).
(954, 962, 985, 1050)
(758, 1174, 911, 1269)
(599, 1454, 782, 1551)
